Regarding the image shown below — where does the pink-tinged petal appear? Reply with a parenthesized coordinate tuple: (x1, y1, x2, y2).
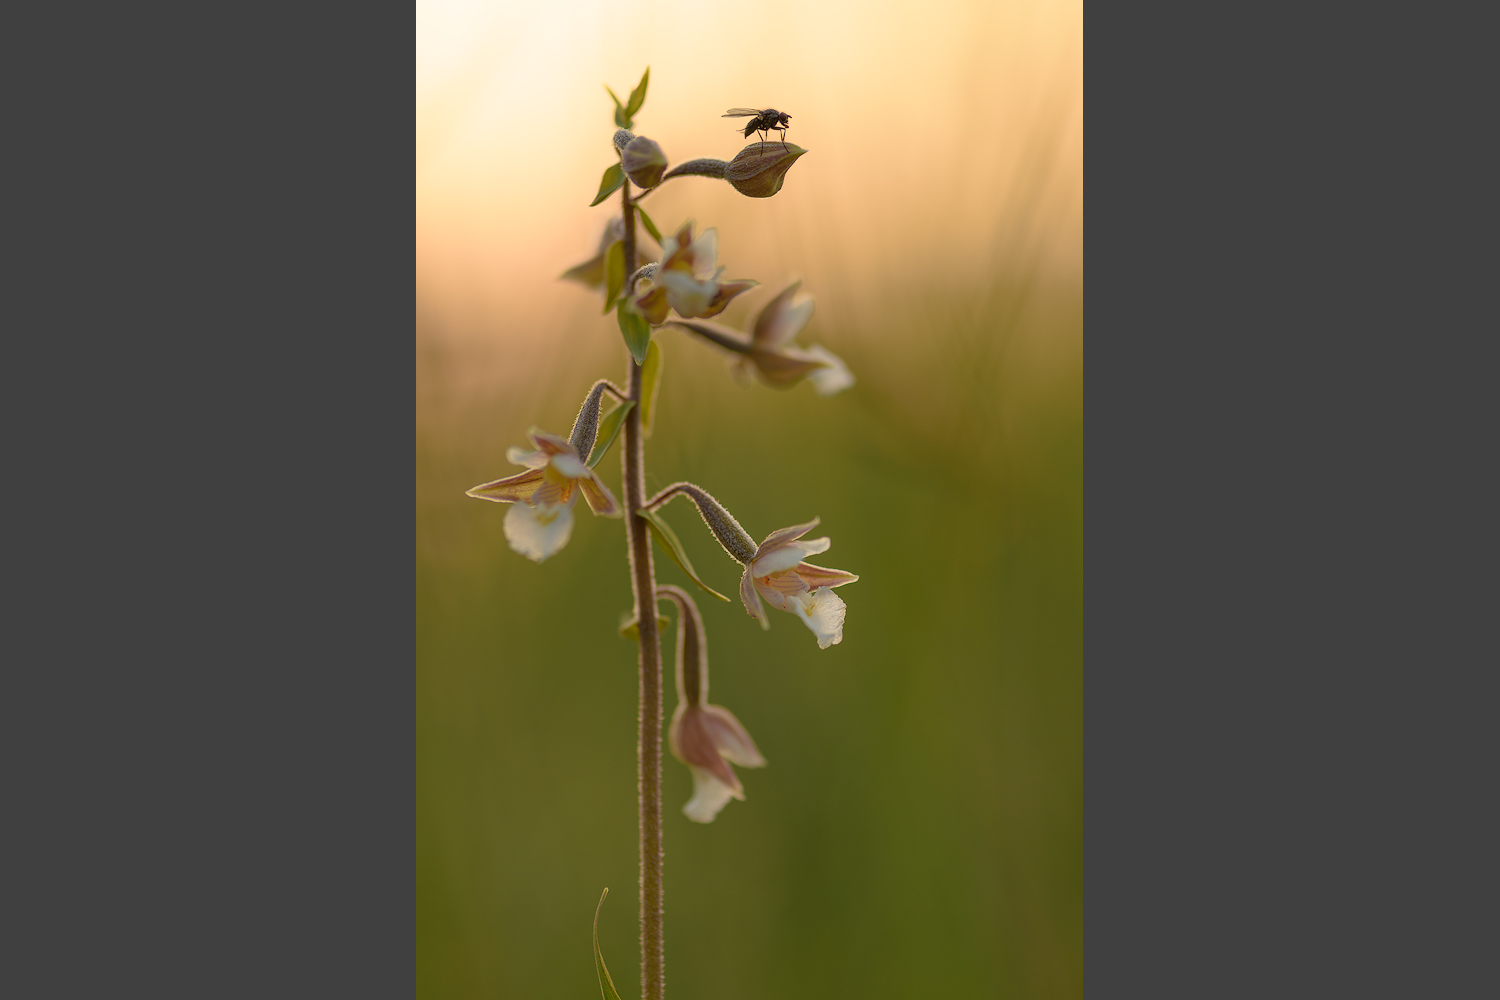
(529, 430, 574, 454)
(683, 765, 740, 823)
(752, 537, 831, 576)
(748, 347, 827, 388)
(503, 501, 574, 562)
(579, 472, 622, 517)
(636, 285, 670, 325)
(466, 467, 545, 504)
(698, 279, 758, 319)
(700, 705, 766, 768)
(801, 344, 855, 396)
(551, 451, 589, 479)
(670, 706, 742, 794)
(739, 566, 770, 630)
(505, 446, 550, 469)
(752, 282, 814, 349)
(755, 518, 822, 559)
(790, 587, 847, 649)
(660, 269, 716, 317)
(794, 562, 859, 590)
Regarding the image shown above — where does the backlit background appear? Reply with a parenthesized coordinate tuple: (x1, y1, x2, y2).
(417, 1, 1081, 996)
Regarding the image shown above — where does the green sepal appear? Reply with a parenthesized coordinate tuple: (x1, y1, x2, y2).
(605, 85, 630, 129)
(640, 339, 662, 439)
(625, 67, 650, 120)
(617, 301, 651, 365)
(637, 508, 731, 602)
(602, 240, 625, 313)
(587, 399, 634, 468)
(590, 163, 626, 207)
(635, 204, 664, 244)
(619, 611, 671, 641)
(593, 889, 624, 1000)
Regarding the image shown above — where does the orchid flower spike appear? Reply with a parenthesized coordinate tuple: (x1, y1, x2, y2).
(665, 281, 854, 396)
(644, 483, 858, 648)
(465, 381, 624, 562)
(634, 222, 757, 325)
(659, 585, 765, 822)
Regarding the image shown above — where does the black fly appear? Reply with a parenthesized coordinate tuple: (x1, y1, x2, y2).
(723, 108, 791, 154)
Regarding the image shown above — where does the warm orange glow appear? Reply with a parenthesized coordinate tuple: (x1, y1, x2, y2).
(417, 0, 1081, 358)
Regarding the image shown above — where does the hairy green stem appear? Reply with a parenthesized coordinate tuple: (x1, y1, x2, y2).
(621, 178, 665, 1000)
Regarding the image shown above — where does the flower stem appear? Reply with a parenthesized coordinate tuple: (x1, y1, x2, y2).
(621, 178, 665, 1000)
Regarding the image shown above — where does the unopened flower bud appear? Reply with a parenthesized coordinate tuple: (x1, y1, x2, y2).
(612, 129, 635, 153)
(622, 135, 668, 189)
(725, 143, 808, 198)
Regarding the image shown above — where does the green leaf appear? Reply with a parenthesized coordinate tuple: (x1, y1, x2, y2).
(587, 400, 634, 468)
(640, 339, 662, 438)
(593, 889, 624, 1000)
(604, 85, 629, 129)
(625, 67, 650, 119)
(602, 240, 625, 314)
(635, 204, 664, 244)
(617, 301, 651, 365)
(619, 611, 671, 641)
(637, 508, 731, 602)
(590, 163, 626, 207)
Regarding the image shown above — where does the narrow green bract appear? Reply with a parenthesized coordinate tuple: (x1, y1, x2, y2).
(602, 240, 626, 314)
(637, 509, 731, 602)
(590, 163, 625, 207)
(625, 67, 650, 119)
(587, 400, 634, 468)
(640, 340, 662, 438)
(617, 302, 651, 364)
(635, 204, 664, 245)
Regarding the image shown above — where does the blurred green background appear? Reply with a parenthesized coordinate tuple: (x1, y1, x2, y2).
(418, 1, 1079, 996)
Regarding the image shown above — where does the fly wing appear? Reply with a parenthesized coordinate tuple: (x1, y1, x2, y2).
(722, 108, 765, 117)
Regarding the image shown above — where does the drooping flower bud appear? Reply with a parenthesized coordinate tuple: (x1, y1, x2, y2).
(644, 482, 757, 564)
(622, 135, 668, 189)
(725, 142, 808, 198)
(568, 380, 612, 459)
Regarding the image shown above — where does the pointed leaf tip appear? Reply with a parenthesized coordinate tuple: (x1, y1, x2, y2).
(593, 889, 624, 1000)
(617, 302, 652, 364)
(625, 67, 650, 118)
(591, 163, 626, 207)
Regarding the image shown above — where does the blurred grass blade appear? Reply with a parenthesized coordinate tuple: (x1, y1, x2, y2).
(605, 85, 629, 129)
(635, 204, 664, 244)
(640, 340, 662, 438)
(602, 240, 626, 314)
(625, 67, 650, 119)
(617, 302, 651, 364)
(593, 889, 624, 1000)
(590, 163, 625, 207)
(587, 400, 634, 468)
(637, 509, 731, 602)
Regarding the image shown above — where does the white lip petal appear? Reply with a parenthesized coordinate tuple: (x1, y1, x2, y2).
(503, 501, 575, 563)
(803, 345, 855, 396)
(790, 586, 846, 649)
(683, 765, 740, 823)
